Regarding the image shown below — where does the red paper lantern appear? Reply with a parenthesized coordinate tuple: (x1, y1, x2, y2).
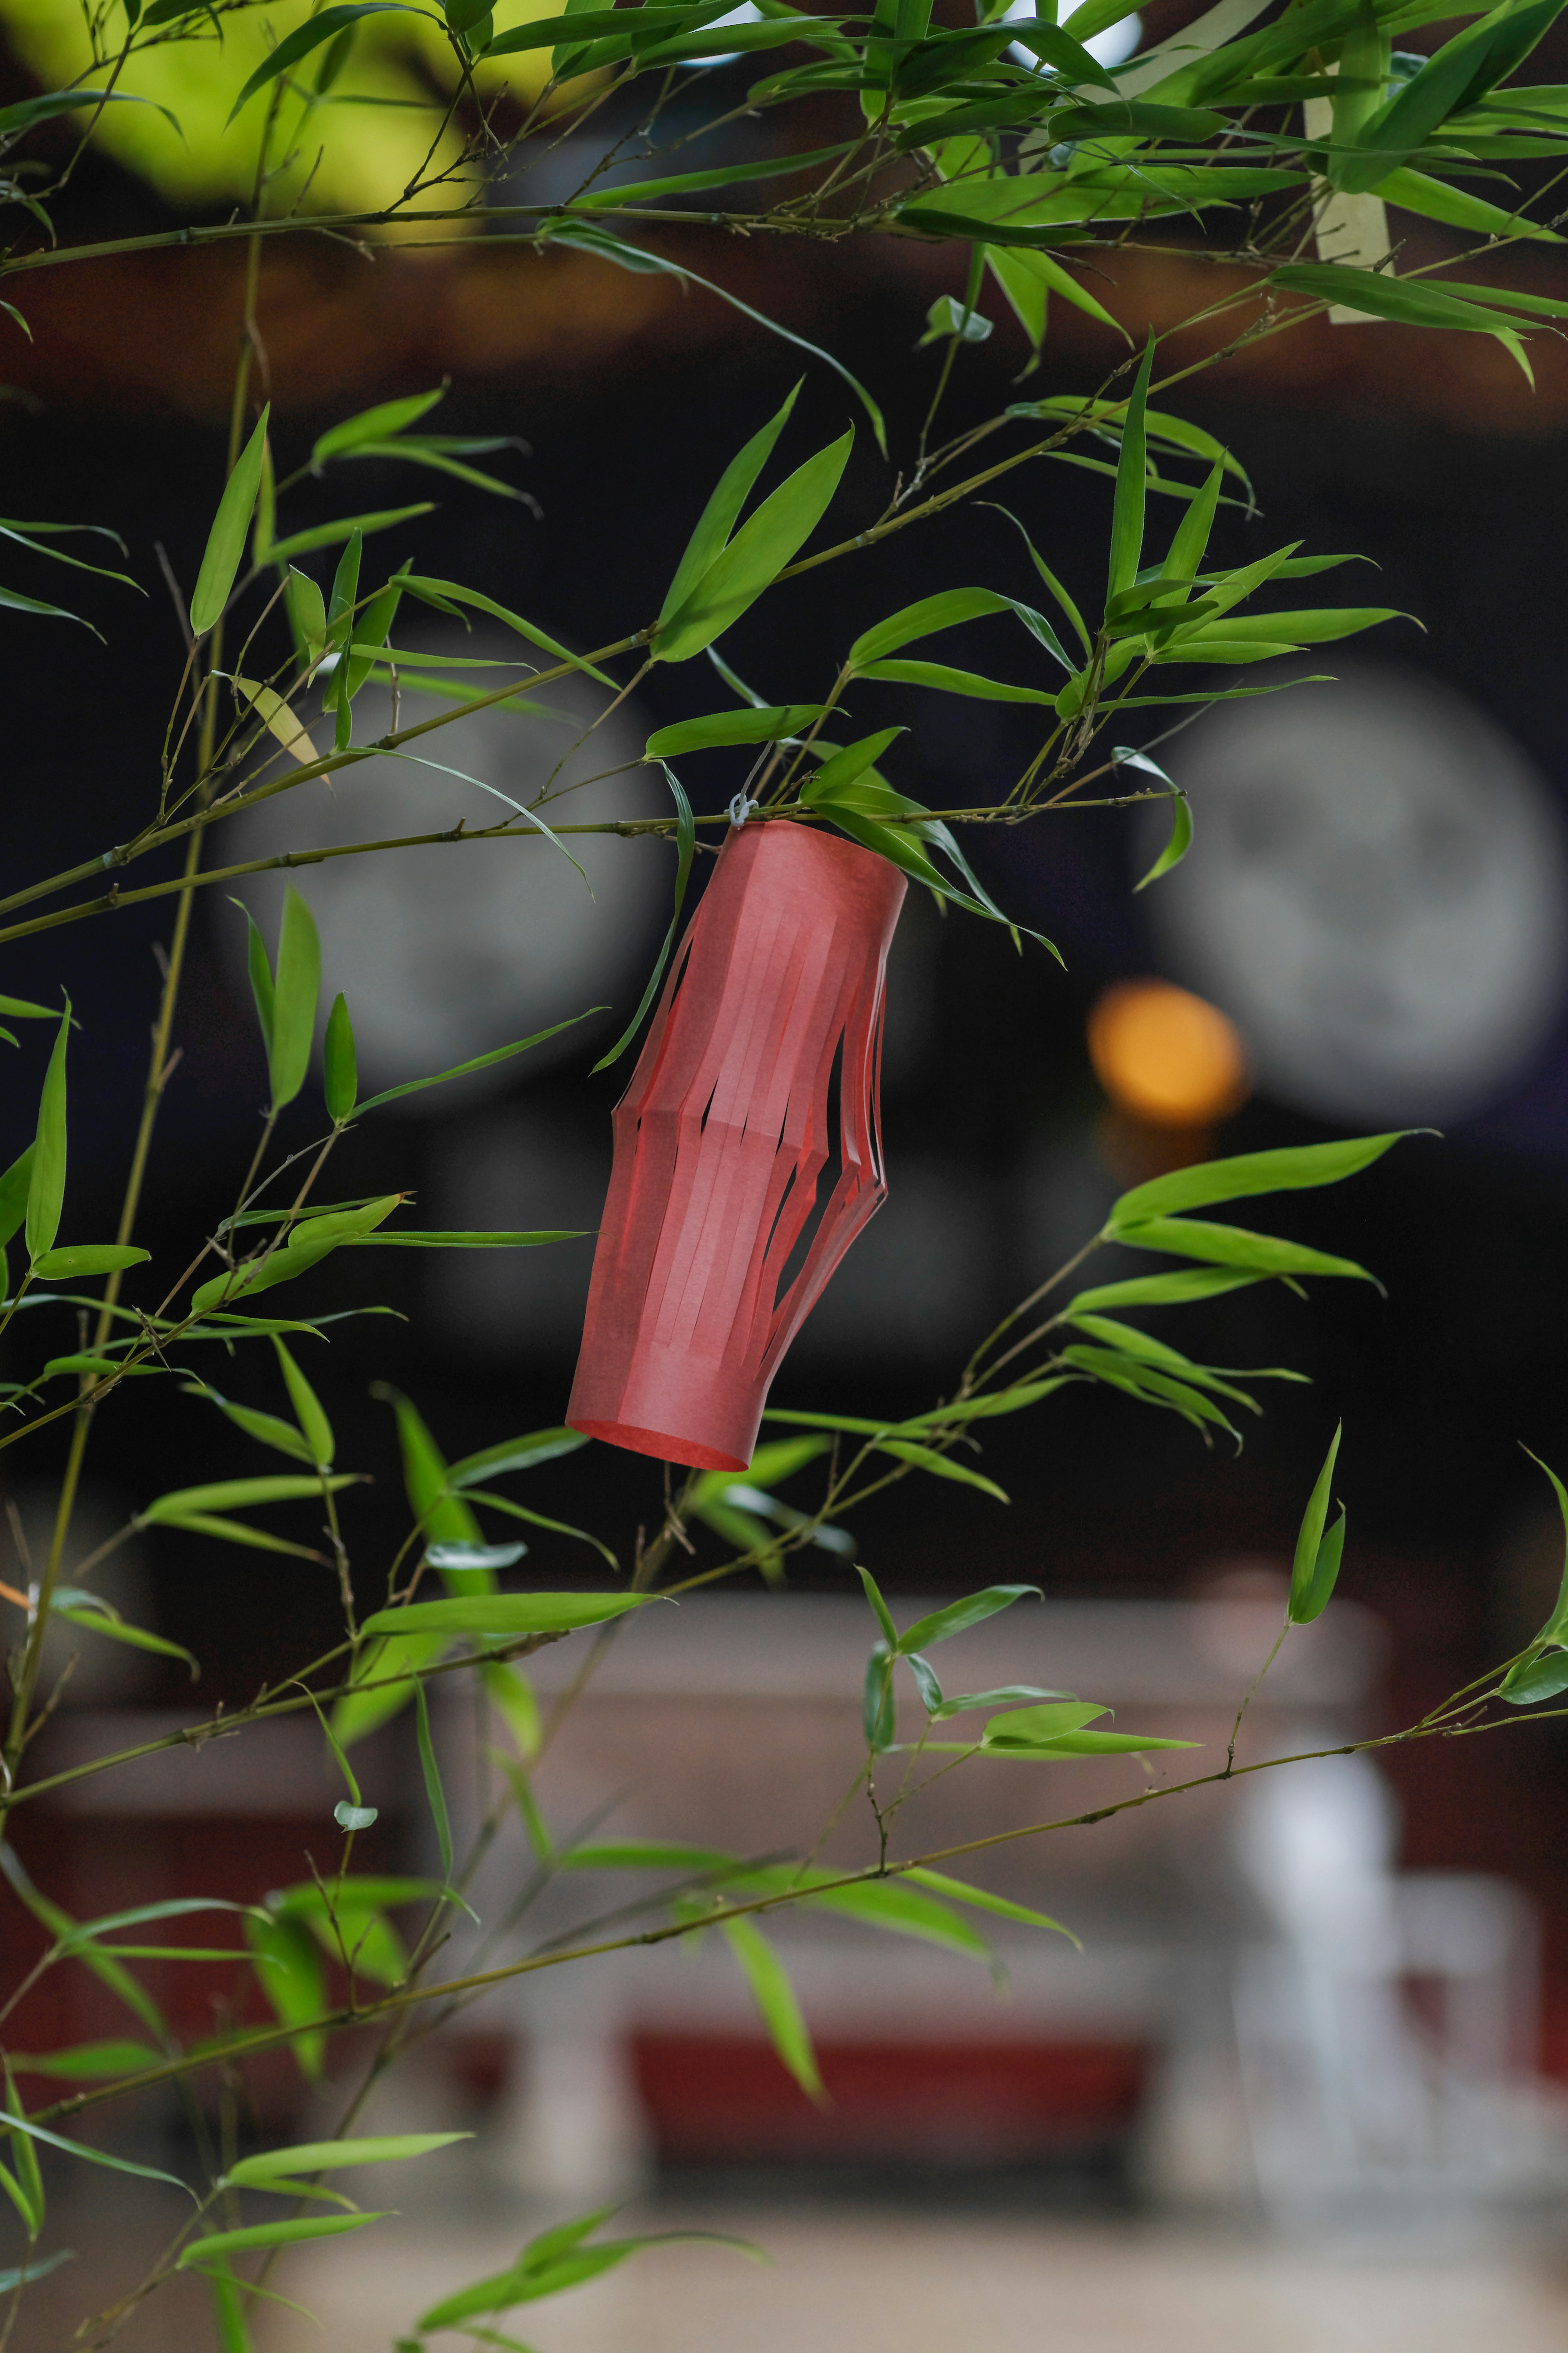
(567, 819, 907, 1472)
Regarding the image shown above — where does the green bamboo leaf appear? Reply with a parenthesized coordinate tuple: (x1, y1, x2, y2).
(267, 886, 321, 1112)
(273, 1335, 334, 1467)
(721, 1918, 824, 2101)
(266, 508, 432, 571)
(797, 729, 902, 805)
(356, 1009, 599, 1114)
(857, 1565, 900, 1648)
(1334, 0, 1556, 192)
(341, 1230, 581, 1249)
(40, 1353, 133, 1381)
(902, 1867, 1076, 1938)
(853, 658, 1054, 703)
(1, 2108, 194, 2197)
(2, 2062, 43, 2235)
(189, 408, 270, 636)
(323, 992, 358, 1123)
(1298, 1507, 1346, 1624)
(312, 389, 446, 468)
(0, 1145, 33, 1258)
(374, 1384, 485, 1566)
(225, 2133, 468, 2189)
(1519, 1446, 1568, 1646)
(447, 1428, 589, 1487)
(1061, 1344, 1244, 1439)
(846, 587, 1056, 671)
(461, 1490, 620, 1573)
(1270, 262, 1539, 333)
(52, 1604, 199, 1675)
(905, 1650, 943, 1713)
(928, 1683, 1071, 1717)
(24, 999, 69, 1267)
(981, 504, 1093, 656)
(235, 902, 276, 1059)
(247, 1912, 326, 2080)
(1173, 606, 1404, 647)
(142, 1513, 327, 1560)
(227, 2, 418, 119)
(0, 1849, 168, 2041)
(11, 2040, 161, 2080)
(325, 532, 363, 680)
(592, 767, 695, 1072)
(982, 1728, 1199, 1755)
(182, 1381, 315, 1462)
(207, 2259, 255, 2353)
(1114, 1216, 1377, 1282)
(544, 221, 886, 454)
(360, 1594, 655, 1639)
(895, 1381, 1075, 1427)
(1376, 164, 1559, 243)
(872, 1440, 1009, 1501)
(1287, 1422, 1343, 1625)
(285, 567, 327, 674)
(1498, 1448, 1568, 1700)
(183, 2215, 386, 2266)
(978, 1701, 1107, 1745)
(1107, 1133, 1411, 1230)
(1499, 1649, 1568, 1706)
(1161, 454, 1226, 587)
(644, 705, 824, 758)
(895, 1584, 1040, 1654)
(1133, 785, 1193, 892)
(659, 382, 802, 627)
(330, 440, 528, 502)
(413, 1677, 454, 1878)
(34, 1244, 148, 1281)
(656, 430, 853, 663)
(1107, 334, 1156, 602)
(139, 1474, 358, 1522)
(771, 1869, 989, 1956)
(1066, 1269, 1261, 1313)
(189, 1196, 401, 1315)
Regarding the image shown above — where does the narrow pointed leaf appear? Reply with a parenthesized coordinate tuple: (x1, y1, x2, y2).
(1287, 1422, 1342, 1625)
(25, 1001, 69, 1266)
(323, 993, 357, 1123)
(1107, 335, 1156, 602)
(224, 2133, 468, 2188)
(895, 1583, 1040, 1654)
(190, 408, 270, 636)
(721, 1918, 824, 2101)
(360, 1594, 655, 1638)
(659, 383, 802, 627)
(656, 431, 853, 663)
(181, 2215, 385, 2265)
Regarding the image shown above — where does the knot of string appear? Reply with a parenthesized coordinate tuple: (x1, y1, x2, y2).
(728, 793, 758, 829)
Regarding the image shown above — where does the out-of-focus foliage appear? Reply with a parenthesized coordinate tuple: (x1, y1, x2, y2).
(0, 0, 561, 216)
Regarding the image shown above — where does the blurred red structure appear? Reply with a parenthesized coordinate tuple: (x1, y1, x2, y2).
(631, 2034, 1150, 2164)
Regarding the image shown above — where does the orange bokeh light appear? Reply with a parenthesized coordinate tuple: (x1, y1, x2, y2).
(1087, 979, 1251, 1129)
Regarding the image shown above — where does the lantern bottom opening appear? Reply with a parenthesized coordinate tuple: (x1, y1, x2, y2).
(565, 1416, 748, 1475)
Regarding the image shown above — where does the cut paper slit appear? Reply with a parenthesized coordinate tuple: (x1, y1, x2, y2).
(567, 819, 907, 1472)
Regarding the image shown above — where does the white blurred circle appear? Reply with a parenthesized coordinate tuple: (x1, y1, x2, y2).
(216, 637, 665, 1108)
(1146, 664, 1568, 1124)
(1005, 4, 1140, 67)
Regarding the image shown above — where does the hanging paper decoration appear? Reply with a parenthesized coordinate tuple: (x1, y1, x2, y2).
(567, 819, 906, 1472)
